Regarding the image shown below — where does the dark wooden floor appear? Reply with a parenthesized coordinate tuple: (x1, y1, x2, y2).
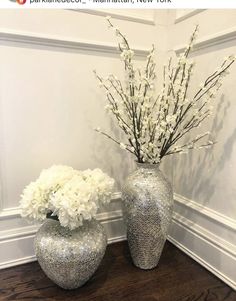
(0, 241, 235, 301)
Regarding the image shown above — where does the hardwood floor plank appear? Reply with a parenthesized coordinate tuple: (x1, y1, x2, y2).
(0, 242, 235, 301)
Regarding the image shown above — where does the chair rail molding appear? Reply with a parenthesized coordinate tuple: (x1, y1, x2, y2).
(174, 26, 236, 55)
(174, 193, 236, 232)
(0, 29, 149, 57)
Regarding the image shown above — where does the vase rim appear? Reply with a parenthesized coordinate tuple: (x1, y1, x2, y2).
(135, 162, 160, 169)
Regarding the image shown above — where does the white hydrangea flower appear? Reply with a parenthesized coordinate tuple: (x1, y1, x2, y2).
(83, 168, 115, 204)
(51, 175, 98, 230)
(39, 165, 79, 190)
(20, 180, 49, 221)
(20, 166, 114, 230)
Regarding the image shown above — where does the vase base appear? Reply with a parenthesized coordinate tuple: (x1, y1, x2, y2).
(55, 280, 87, 290)
(132, 261, 159, 270)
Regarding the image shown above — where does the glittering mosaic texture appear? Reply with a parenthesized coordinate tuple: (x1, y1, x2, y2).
(34, 219, 107, 290)
(122, 163, 173, 270)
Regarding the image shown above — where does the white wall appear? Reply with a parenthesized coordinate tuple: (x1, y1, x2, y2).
(166, 9, 236, 290)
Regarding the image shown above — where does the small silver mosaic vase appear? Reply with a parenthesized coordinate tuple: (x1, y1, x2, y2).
(122, 163, 173, 269)
(34, 219, 107, 290)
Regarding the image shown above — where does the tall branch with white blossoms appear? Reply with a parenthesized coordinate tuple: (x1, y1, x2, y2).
(94, 17, 235, 164)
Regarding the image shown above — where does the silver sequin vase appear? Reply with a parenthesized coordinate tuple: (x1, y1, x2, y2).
(122, 163, 173, 269)
(34, 219, 107, 289)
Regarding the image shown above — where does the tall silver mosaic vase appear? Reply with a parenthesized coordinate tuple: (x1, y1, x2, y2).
(122, 163, 173, 269)
(34, 219, 107, 290)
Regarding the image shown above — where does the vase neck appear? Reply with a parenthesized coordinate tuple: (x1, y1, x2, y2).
(136, 162, 160, 170)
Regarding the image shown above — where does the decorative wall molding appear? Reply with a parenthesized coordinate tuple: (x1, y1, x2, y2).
(0, 29, 149, 57)
(172, 211, 236, 258)
(169, 193, 236, 290)
(0, 224, 38, 243)
(111, 191, 122, 200)
(0, 206, 22, 220)
(169, 217, 236, 290)
(73, 9, 155, 25)
(1, 253, 37, 271)
(174, 193, 236, 232)
(175, 9, 206, 24)
(174, 26, 236, 55)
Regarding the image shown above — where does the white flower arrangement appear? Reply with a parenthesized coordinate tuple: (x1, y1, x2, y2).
(94, 17, 235, 164)
(20, 165, 114, 230)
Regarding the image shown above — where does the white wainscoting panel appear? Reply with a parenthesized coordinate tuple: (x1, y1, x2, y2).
(168, 194, 236, 290)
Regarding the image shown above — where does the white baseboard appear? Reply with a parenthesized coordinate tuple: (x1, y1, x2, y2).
(0, 254, 36, 270)
(168, 226, 236, 290)
(169, 195, 236, 291)
(168, 235, 236, 291)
